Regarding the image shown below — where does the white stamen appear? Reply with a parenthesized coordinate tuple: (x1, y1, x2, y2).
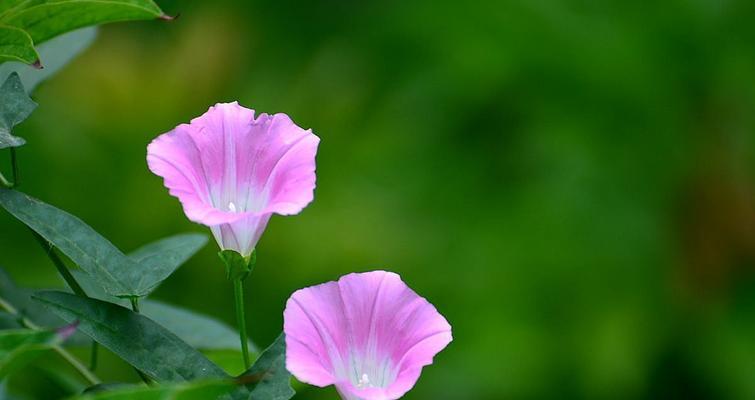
(357, 373, 370, 388)
(228, 201, 237, 212)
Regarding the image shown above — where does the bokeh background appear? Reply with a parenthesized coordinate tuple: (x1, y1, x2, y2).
(1, 0, 755, 398)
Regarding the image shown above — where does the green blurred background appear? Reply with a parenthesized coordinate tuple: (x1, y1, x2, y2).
(2, 0, 755, 398)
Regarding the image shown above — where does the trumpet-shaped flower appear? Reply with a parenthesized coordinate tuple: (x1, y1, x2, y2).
(284, 270, 452, 400)
(147, 102, 319, 257)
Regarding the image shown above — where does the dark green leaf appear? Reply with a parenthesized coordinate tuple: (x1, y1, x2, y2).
(73, 380, 237, 400)
(69, 269, 257, 352)
(0, 190, 206, 298)
(0, 267, 89, 345)
(130, 233, 208, 295)
(219, 250, 255, 281)
(0, 311, 20, 328)
(141, 300, 257, 352)
(204, 350, 252, 377)
(69, 269, 128, 306)
(66, 234, 206, 299)
(81, 383, 133, 395)
(0, 327, 69, 378)
(238, 334, 294, 400)
(0, 25, 38, 65)
(0, 268, 91, 347)
(0, 0, 167, 45)
(0, 72, 35, 149)
(0, 189, 145, 297)
(32, 291, 229, 382)
(0, 27, 96, 93)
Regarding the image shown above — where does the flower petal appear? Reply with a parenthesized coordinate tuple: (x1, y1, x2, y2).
(147, 102, 319, 252)
(284, 271, 452, 400)
(284, 279, 349, 387)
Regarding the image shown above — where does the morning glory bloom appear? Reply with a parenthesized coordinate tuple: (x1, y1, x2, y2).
(147, 102, 319, 257)
(284, 270, 452, 400)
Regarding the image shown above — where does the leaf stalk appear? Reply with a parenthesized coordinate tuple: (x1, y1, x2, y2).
(0, 296, 100, 385)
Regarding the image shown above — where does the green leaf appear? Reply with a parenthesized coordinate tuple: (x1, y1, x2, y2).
(130, 233, 208, 296)
(65, 233, 206, 299)
(204, 350, 251, 377)
(73, 380, 237, 400)
(0, 27, 96, 93)
(0, 327, 69, 378)
(0, 0, 168, 45)
(141, 300, 257, 353)
(0, 267, 81, 336)
(0, 72, 35, 149)
(0, 267, 93, 346)
(0, 189, 142, 297)
(219, 250, 255, 281)
(74, 380, 237, 400)
(0, 25, 38, 65)
(68, 269, 257, 353)
(0, 189, 206, 298)
(238, 334, 294, 400)
(32, 291, 229, 382)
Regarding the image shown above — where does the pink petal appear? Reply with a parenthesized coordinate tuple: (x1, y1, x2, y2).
(284, 271, 452, 400)
(147, 102, 319, 255)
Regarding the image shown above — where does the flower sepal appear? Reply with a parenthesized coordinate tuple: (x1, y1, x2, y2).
(219, 249, 256, 281)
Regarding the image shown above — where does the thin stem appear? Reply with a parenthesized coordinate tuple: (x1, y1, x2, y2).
(129, 299, 152, 385)
(53, 345, 100, 385)
(0, 296, 100, 385)
(234, 279, 251, 369)
(29, 232, 102, 372)
(0, 171, 11, 188)
(30, 231, 86, 296)
(0, 148, 18, 188)
(0, 297, 21, 318)
(89, 340, 98, 371)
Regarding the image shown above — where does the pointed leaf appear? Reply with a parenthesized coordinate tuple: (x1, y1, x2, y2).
(141, 300, 257, 352)
(0, 27, 96, 93)
(0, 326, 71, 378)
(32, 291, 229, 382)
(0, 25, 38, 66)
(73, 380, 237, 400)
(0, 266, 88, 344)
(69, 269, 257, 352)
(130, 233, 208, 295)
(0, 191, 204, 298)
(0, 0, 168, 45)
(0, 189, 141, 297)
(0, 72, 35, 149)
(238, 334, 294, 400)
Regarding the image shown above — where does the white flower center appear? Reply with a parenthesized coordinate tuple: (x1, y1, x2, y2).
(228, 201, 238, 212)
(356, 373, 371, 388)
(340, 353, 396, 391)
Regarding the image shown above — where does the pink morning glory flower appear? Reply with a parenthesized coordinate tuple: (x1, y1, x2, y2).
(147, 102, 319, 257)
(284, 270, 452, 400)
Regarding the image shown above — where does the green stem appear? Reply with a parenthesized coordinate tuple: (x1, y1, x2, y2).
(30, 230, 101, 372)
(0, 148, 18, 188)
(234, 279, 251, 369)
(89, 340, 98, 371)
(53, 345, 100, 385)
(129, 299, 152, 385)
(30, 231, 86, 297)
(0, 296, 100, 385)
(0, 171, 11, 188)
